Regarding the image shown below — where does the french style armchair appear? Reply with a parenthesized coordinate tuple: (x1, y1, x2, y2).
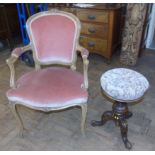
(6, 9, 89, 136)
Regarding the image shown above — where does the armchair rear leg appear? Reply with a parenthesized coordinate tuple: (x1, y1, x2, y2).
(9, 102, 24, 137)
(80, 103, 87, 136)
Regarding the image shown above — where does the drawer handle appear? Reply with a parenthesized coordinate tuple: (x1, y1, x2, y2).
(88, 41, 95, 47)
(88, 27, 96, 33)
(87, 15, 96, 20)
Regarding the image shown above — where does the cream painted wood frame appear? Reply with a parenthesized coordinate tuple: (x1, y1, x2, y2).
(6, 9, 89, 137)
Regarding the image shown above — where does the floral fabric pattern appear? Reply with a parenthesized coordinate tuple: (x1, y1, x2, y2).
(100, 68, 149, 102)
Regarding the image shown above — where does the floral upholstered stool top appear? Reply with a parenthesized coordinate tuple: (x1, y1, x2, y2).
(91, 68, 149, 150)
(101, 68, 149, 102)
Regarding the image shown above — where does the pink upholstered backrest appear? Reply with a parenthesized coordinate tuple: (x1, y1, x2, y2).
(26, 10, 81, 65)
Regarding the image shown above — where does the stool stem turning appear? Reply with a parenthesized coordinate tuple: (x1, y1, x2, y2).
(91, 101, 132, 150)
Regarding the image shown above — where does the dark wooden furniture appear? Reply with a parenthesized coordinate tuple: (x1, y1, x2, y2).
(0, 4, 12, 48)
(49, 4, 121, 60)
(91, 101, 133, 150)
(0, 4, 20, 49)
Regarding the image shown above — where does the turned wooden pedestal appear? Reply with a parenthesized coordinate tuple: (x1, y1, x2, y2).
(91, 101, 132, 149)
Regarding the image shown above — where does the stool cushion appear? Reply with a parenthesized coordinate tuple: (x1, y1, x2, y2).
(100, 68, 149, 102)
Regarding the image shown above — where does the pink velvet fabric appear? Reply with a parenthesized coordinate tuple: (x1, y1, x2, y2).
(80, 47, 89, 58)
(30, 15, 76, 63)
(11, 47, 23, 57)
(7, 67, 88, 108)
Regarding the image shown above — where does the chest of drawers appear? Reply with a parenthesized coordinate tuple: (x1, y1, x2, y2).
(50, 4, 121, 60)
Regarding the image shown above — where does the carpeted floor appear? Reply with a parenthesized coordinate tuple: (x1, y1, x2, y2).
(0, 48, 155, 150)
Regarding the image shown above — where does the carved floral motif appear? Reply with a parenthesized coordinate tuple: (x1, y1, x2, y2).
(120, 4, 147, 66)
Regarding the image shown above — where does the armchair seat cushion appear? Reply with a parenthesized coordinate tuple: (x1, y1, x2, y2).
(7, 67, 88, 108)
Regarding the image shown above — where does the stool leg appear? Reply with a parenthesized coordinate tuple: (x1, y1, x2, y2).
(125, 111, 133, 119)
(91, 101, 133, 150)
(118, 118, 132, 150)
(91, 111, 113, 127)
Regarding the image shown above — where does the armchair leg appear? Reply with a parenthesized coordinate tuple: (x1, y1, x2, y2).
(9, 102, 24, 137)
(80, 103, 87, 136)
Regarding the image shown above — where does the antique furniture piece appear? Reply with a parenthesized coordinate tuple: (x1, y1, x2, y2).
(91, 68, 149, 149)
(0, 4, 20, 49)
(50, 4, 121, 60)
(6, 9, 89, 136)
(0, 4, 12, 49)
(120, 4, 148, 66)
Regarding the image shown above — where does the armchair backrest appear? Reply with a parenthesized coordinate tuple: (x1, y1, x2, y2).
(26, 9, 81, 66)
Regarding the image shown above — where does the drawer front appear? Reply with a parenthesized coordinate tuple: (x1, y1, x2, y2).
(80, 36, 107, 53)
(76, 9, 109, 23)
(81, 23, 108, 38)
(60, 7, 75, 14)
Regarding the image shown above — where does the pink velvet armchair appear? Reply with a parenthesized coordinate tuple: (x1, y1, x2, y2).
(6, 9, 89, 136)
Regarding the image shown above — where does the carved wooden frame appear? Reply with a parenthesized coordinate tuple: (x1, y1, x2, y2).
(6, 9, 89, 136)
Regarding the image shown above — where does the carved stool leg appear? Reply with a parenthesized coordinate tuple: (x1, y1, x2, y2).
(9, 102, 24, 137)
(91, 101, 133, 150)
(80, 103, 87, 136)
(113, 102, 132, 149)
(91, 111, 114, 126)
(118, 118, 132, 150)
(125, 111, 133, 119)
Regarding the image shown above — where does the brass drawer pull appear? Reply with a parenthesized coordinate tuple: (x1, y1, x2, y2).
(87, 14, 96, 20)
(88, 41, 95, 47)
(88, 27, 96, 33)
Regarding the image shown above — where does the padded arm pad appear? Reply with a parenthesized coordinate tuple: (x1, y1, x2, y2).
(11, 44, 32, 58)
(77, 45, 89, 58)
(11, 47, 23, 57)
(80, 47, 89, 58)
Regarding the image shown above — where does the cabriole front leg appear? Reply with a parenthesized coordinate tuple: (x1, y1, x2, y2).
(9, 102, 24, 137)
(80, 103, 87, 136)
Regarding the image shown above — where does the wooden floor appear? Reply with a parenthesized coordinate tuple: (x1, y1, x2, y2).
(0, 48, 155, 150)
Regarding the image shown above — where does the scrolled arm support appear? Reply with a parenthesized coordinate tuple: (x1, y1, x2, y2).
(6, 56, 18, 88)
(11, 44, 32, 58)
(83, 56, 89, 89)
(77, 45, 89, 89)
(6, 44, 32, 88)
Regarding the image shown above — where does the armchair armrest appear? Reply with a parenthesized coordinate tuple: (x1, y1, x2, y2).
(6, 44, 32, 88)
(77, 45, 89, 58)
(11, 44, 32, 58)
(77, 45, 89, 89)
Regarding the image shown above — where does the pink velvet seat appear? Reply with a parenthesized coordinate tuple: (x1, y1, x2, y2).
(7, 67, 88, 108)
